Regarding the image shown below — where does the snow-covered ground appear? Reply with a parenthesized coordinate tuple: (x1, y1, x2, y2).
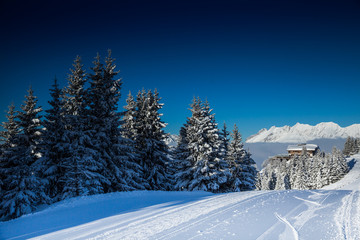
(1, 155, 360, 240)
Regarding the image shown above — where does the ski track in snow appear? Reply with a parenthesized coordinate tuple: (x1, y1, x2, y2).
(274, 212, 299, 240)
(293, 196, 321, 206)
(335, 191, 360, 240)
(36, 191, 271, 240)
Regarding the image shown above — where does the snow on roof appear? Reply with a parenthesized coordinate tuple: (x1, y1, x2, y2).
(287, 144, 318, 151)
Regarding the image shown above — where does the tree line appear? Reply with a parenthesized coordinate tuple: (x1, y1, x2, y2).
(0, 51, 257, 220)
(257, 147, 349, 190)
(343, 136, 360, 156)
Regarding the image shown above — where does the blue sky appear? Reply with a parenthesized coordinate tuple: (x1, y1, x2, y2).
(1, 0, 359, 139)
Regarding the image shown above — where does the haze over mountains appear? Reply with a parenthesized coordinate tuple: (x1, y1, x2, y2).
(246, 122, 360, 143)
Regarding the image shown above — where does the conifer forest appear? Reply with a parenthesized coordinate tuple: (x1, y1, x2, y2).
(0, 51, 258, 220)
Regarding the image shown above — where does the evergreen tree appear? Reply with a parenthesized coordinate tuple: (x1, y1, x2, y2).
(59, 56, 107, 199)
(227, 124, 257, 191)
(226, 124, 244, 191)
(40, 78, 66, 200)
(87, 51, 143, 192)
(343, 136, 354, 156)
(274, 159, 290, 190)
(176, 98, 230, 192)
(293, 153, 310, 190)
(134, 89, 172, 190)
(219, 122, 230, 158)
(122, 91, 137, 140)
(327, 147, 349, 184)
(174, 98, 201, 191)
(0, 104, 20, 194)
(0, 88, 48, 220)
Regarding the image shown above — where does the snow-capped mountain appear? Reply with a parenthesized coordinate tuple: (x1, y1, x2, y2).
(164, 134, 179, 148)
(246, 122, 360, 143)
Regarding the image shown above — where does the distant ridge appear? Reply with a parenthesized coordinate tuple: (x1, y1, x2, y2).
(246, 122, 360, 143)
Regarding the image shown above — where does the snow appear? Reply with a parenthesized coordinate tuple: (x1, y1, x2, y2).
(287, 143, 318, 151)
(1, 155, 360, 240)
(246, 122, 360, 143)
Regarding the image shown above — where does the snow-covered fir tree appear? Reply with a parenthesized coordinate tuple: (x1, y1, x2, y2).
(173, 98, 201, 191)
(226, 124, 257, 191)
(292, 150, 310, 190)
(0, 88, 48, 220)
(87, 51, 143, 192)
(39, 78, 66, 201)
(175, 98, 230, 192)
(219, 122, 230, 158)
(172, 125, 192, 189)
(133, 89, 172, 190)
(0, 104, 20, 195)
(326, 147, 349, 184)
(122, 91, 137, 140)
(59, 56, 108, 200)
(343, 136, 360, 156)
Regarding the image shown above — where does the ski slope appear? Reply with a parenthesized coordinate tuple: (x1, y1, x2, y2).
(1, 155, 360, 240)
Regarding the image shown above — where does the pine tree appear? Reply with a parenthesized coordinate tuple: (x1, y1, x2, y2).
(219, 122, 230, 158)
(40, 78, 66, 201)
(274, 159, 290, 190)
(227, 124, 257, 191)
(343, 136, 354, 156)
(122, 91, 137, 140)
(59, 56, 107, 200)
(0, 88, 48, 220)
(173, 125, 192, 190)
(327, 147, 349, 184)
(0, 104, 20, 195)
(292, 148, 310, 190)
(174, 97, 201, 191)
(226, 124, 244, 191)
(87, 51, 143, 192)
(134, 89, 172, 190)
(176, 98, 230, 192)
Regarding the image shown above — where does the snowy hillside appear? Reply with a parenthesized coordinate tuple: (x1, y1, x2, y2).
(246, 122, 360, 143)
(1, 155, 360, 240)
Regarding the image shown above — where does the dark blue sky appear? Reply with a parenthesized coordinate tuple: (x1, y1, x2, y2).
(1, 0, 359, 139)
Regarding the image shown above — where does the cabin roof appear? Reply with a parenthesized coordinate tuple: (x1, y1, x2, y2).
(287, 143, 318, 151)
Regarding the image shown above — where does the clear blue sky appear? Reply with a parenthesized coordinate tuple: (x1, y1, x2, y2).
(1, 0, 359, 139)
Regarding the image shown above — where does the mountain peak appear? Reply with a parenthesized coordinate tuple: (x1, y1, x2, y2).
(246, 122, 360, 143)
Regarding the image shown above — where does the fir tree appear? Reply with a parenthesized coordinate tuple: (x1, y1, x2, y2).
(87, 51, 143, 192)
(0, 88, 48, 220)
(227, 124, 257, 191)
(174, 98, 201, 191)
(327, 147, 349, 184)
(219, 122, 230, 158)
(292, 153, 310, 190)
(176, 98, 230, 192)
(122, 91, 137, 140)
(0, 104, 20, 195)
(226, 124, 244, 191)
(173, 125, 192, 190)
(343, 136, 354, 156)
(59, 56, 107, 199)
(134, 89, 172, 190)
(40, 78, 66, 200)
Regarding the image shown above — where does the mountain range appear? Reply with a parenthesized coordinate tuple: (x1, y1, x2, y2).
(246, 122, 360, 143)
